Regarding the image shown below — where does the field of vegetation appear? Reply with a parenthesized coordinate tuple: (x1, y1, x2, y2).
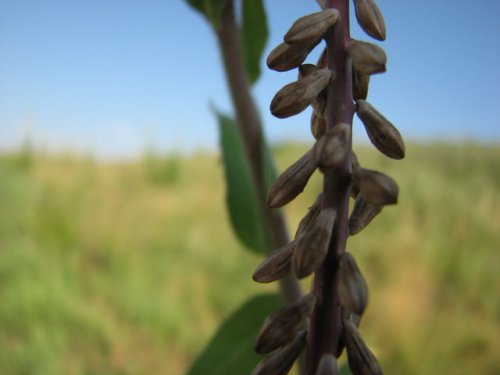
(0, 143, 498, 375)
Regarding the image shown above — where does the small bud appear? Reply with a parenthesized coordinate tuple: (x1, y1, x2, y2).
(267, 150, 316, 208)
(312, 90, 328, 118)
(284, 9, 340, 45)
(267, 42, 318, 72)
(251, 330, 307, 375)
(352, 68, 370, 100)
(315, 354, 340, 375)
(351, 167, 399, 206)
(271, 69, 333, 118)
(356, 100, 405, 159)
(338, 252, 369, 315)
(347, 40, 386, 75)
(295, 193, 323, 238)
(348, 194, 383, 235)
(255, 294, 316, 353)
(343, 321, 383, 375)
(293, 208, 336, 278)
(311, 123, 350, 170)
(252, 240, 296, 283)
(353, 0, 386, 41)
(311, 112, 327, 140)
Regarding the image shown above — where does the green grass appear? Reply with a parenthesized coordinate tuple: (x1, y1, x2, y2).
(0, 143, 499, 374)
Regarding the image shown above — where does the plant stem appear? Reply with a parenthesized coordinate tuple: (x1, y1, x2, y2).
(306, 0, 355, 373)
(215, 0, 303, 312)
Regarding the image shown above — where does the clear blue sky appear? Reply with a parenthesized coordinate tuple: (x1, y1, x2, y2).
(1, 0, 499, 158)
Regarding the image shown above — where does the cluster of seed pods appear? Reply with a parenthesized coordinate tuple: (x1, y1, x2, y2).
(251, 1, 405, 374)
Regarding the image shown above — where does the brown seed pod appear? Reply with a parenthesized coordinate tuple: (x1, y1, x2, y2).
(311, 112, 327, 140)
(255, 294, 316, 353)
(315, 354, 340, 375)
(343, 321, 383, 375)
(251, 330, 307, 375)
(292, 207, 336, 278)
(352, 68, 370, 100)
(347, 40, 386, 75)
(271, 69, 333, 118)
(298, 63, 320, 79)
(252, 239, 296, 283)
(267, 41, 319, 72)
(356, 100, 405, 159)
(353, 0, 387, 41)
(284, 9, 340, 45)
(267, 150, 316, 208)
(348, 194, 383, 235)
(338, 252, 369, 315)
(295, 193, 323, 238)
(311, 123, 351, 170)
(351, 167, 399, 206)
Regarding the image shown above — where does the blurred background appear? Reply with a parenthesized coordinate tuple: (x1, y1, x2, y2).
(1, 1, 499, 374)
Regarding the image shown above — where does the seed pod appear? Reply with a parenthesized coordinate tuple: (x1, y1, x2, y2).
(315, 354, 340, 375)
(350, 153, 361, 198)
(284, 9, 340, 45)
(312, 90, 327, 118)
(348, 194, 383, 235)
(251, 330, 307, 375)
(343, 321, 383, 375)
(352, 68, 370, 100)
(293, 208, 336, 278)
(311, 123, 350, 170)
(267, 150, 316, 208)
(295, 193, 323, 238)
(356, 100, 405, 159)
(252, 239, 296, 283)
(342, 307, 362, 328)
(338, 252, 369, 315)
(271, 69, 333, 118)
(347, 40, 386, 75)
(255, 294, 316, 353)
(267, 41, 319, 72)
(311, 112, 327, 139)
(353, 0, 386, 41)
(298, 63, 319, 79)
(352, 167, 399, 206)
(317, 46, 328, 69)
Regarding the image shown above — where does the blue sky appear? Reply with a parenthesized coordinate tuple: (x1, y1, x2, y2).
(1, 0, 499, 158)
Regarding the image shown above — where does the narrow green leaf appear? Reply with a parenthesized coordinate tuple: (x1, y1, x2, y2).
(241, 0, 269, 84)
(216, 111, 268, 254)
(186, 294, 282, 375)
(185, 0, 229, 29)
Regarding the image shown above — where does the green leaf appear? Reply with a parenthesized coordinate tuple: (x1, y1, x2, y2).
(186, 294, 282, 375)
(241, 0, 269, 84)
(185, 0, 229, 29)
(216, 111, 268, 254)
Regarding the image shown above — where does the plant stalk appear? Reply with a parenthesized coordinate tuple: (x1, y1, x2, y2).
(215, 0, 303, 313)
(306, 0, 355, 373)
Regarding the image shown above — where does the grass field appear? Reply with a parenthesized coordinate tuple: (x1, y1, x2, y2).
(0, 143, 499, 374)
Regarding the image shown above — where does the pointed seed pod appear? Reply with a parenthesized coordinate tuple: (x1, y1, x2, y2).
(352, 167, 399, 206)
(255, 294, 316, 353)
(338, 252, 369, 315)
(343, 321, 384, 375)
(284, 9, 340, 45)
(267, 41, 319, 72)
(295, 193, 323, 238)
(298, 63, 319, 79)
(347, 40, 386, 75)
(311, 112, 327, 139)
(292, 208, 336, 278)
(311, 123, 351, 170)
(252, 239, 296, 283)
(353, 0, 386, 41)
(349, 194, 383, 235)
(352, 68, 370, 100)
(356, 100, 405, 159)
(251, 330, 307, 375)
(315, 354, 340, 375)
(312, 90, 327, 118)
(267, 150, 316, 208)
(271, 69, 333, 118)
